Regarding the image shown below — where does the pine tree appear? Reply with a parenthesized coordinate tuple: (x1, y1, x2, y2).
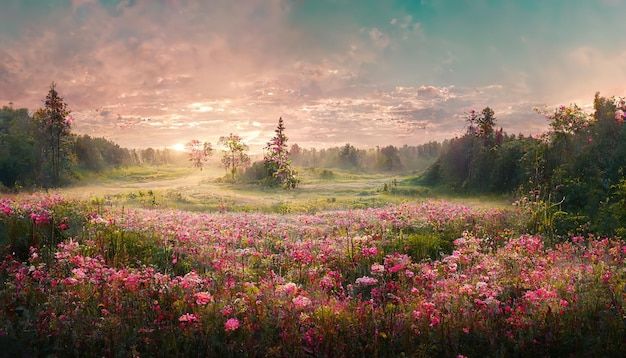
(35, 82, 72, 185)
(264, 117, 299, 188)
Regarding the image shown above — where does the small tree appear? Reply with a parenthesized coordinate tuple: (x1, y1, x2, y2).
(465, 109, 479, 135)
(264, 117, 299, 188)
(185, 139, 213, 170)
(218, 133, 250, 180)
(539, 104, 591, 135)
(466, 107, 497, 146)
(35, 82, 72, 185)
(338, 143, 359, 169)
(477, 107, 496, 138)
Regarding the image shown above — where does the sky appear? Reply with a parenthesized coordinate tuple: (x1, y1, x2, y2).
(1, 0, 626, 151)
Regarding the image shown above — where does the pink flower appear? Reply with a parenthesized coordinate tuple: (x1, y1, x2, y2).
(179, 313, 198, 323)
(355, 276, 378, 286)
(277, 282, 298, 295)
(0, 202, 12, 216)
(389, 263, 405, 274)
(30, 212, 50, 225)
(429, 314, 441, 327)
(224, 318, 240, 332)
(370, 263, 385, 275)
(124, 274, 141, 291)
(194, 291, 213, 305)
(221, 306, 234, 317)
(361, 246, 378, 257)
(292, 295, 312, 310)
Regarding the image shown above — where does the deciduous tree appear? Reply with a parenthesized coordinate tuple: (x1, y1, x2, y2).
(218, 133, 250, 180)
(185, 139, 213, 170)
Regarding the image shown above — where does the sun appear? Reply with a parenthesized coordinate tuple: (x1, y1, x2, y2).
(170, 143, 186, 152)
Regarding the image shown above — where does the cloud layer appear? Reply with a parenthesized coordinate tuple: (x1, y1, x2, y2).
(1, 0, 625, 150)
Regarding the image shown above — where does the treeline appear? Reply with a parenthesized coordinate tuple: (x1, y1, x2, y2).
(423, 94, 626, 236)
(0, 104, 176, 188)
(74, 135, 177, 170)
(288, 142, 441, 173)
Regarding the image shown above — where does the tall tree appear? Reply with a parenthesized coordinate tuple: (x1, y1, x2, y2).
(185, 139, 213, 170)
(338, 143, 359, 169)
(264, 117, 298, 188)
(35, 82, 72, 185)
(477, 107, 496, 139)
(218, 133, 250, 180)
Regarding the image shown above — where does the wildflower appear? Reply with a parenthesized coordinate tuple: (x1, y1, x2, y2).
(194, 291, 213, 305)
(362, 246, 378, 257)
(429, 314, 441, 327)
(355, 276, 378, 286)
(221, 306, 234, 316)
(320, 274, 335, 290)
(277, 282, 298, 295)
(371, 263, 385, 275)
(0, 202, 12, 216)
(292, 295, 312, 310)
(30, 212, 50, 225)
(224, 318, 240, 332)
(179, 313, 199, 323)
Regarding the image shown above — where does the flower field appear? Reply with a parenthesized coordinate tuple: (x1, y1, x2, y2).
(0, 195, 624, 357)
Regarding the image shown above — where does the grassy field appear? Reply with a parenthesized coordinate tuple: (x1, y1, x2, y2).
(50, 164, 512, 213)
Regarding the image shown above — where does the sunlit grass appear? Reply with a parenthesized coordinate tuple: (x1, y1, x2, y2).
(49, 164, 511, 214)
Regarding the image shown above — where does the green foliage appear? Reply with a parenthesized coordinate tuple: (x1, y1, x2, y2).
(289, 142, 440, 173)
(0, 105, 141, 189)
(263, 118, 299, 189)
(382, 231, 445, 262)
(319, 169, 335, 179)
(219, 133, 251, 180)
(0, 107, 40, 187)
(424, 96, 626, 236)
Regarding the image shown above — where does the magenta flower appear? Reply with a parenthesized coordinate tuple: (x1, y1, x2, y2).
(224, 318, 240, 332)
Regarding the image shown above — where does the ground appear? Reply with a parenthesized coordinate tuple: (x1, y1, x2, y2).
(52, 164, 511, 213)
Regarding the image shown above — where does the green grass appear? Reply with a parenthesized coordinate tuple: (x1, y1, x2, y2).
(49, 164, 511, 213)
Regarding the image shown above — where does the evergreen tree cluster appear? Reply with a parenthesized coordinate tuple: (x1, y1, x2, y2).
(423, 94, 626, 235)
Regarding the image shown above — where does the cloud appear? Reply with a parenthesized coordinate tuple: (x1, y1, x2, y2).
(0, 0, 620, 151)
(368, 28, 390, 49)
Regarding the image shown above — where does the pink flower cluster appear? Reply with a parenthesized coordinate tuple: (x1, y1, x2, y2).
(0, 195, 623, 356)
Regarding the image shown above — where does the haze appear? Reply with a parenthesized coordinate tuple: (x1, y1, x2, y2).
(1, 0, 625, 151)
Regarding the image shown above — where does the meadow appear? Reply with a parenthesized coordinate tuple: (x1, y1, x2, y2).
(0, 165, 623, 357)
(3, 2, 626, 356)
(52, 164, 510, 213)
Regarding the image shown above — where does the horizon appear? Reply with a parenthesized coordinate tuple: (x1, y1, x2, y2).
(2, 0, 626, 151)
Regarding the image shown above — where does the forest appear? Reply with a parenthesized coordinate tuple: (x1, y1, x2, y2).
(422, 94, 626, 237)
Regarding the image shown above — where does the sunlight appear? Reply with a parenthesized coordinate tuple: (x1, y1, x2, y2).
(3, 1, 625, 356)
(170, 143, 186, 152)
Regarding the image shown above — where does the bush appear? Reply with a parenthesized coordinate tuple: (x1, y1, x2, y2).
(319, 169, 335, 179)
